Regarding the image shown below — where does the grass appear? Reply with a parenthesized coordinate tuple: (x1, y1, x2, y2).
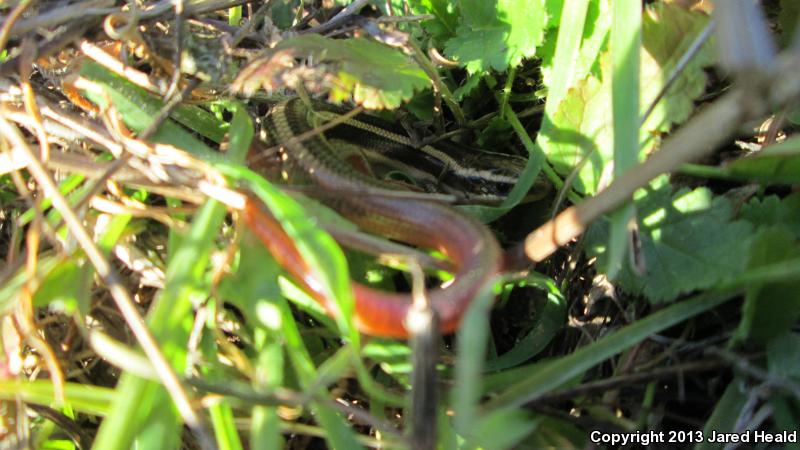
(2, 1, 800, 449)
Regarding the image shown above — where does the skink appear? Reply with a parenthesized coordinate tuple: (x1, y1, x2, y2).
(244, 98, 520, 338)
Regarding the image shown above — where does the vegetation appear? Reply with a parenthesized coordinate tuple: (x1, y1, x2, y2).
(1, 0, 799, 449)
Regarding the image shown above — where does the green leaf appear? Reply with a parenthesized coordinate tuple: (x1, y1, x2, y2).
(0, 380, 113, 417)
(779, 0, 800, 48)
(219, 232, 284, 327)
(408, 0, 459, 41)
(767, 332, 800, 379)
(94, 200, 229, 450)
(606, 0, 641, 280)
(79, 61, 223, 160)
(541, 0, 610, 90)
(235, 35, 429, 109)
(540, 0, 601, 112)
(91, 87, 249, 450)
(735, 226, 800, 345)
(587, 185, 753, 303)
(540, 4, 713, 194)
(444, 0, 546, 73)
(484, 289, 733, 408)
(469, 409, 538, 450)
(269, 0, 300, 28)
(639, 3, 713, 133)
(738, 193, 800, 239)
(32, 258, 91, 315)
(209, 402, 243, 450)
(0, 256, 58, 316)
(720, 136, 800, 184)
(485, 275, 566, 372)
(694, 379, 748, 450)
(528, 415, 587, 448)
(545, 0, 565, 28)
(451, 281, 503, 439)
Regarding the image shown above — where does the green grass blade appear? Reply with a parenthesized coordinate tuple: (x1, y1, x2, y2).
(212, 162, 363, 448)
(485, 275, 566, 372)
(451, 279, 503, 441)
(547, 0, 591, 113)
(606, 0, 642, 279)
(483, 289, 735, 410)
(460, 105, 547, 222)
(89, 91, 250, 450)
(210, 402, 244, 450)
(275, 296, 365, 450)
(93, 199, 229, 450)
(694, 378, 748, 450)
(0, 380, 113, 417)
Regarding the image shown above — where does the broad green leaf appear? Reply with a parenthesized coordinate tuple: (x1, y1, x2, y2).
(739, 193, 800, 238)
(539, 0, 606, 106)
(735, 226, 800, 345)
(444, 0, 546, 73)
(269, 0, 300, 28)
(540, 4, 713, 194)
(767, 332, 800, 379)
(235, 35, 429, 109)
(639, 3, 713, 134)
(587, 185, 753, 303)
(408, 0, 459, 42)
(218, 231, 284, 329)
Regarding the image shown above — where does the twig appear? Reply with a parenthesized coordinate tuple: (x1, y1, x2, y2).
(521, 52, 800, 263)
(165, 0, 186, 99)
(0, 17, 101, 77)
(0, 0, 34, 52)
(227, 0, 275, 47)
(640, 20, 715, 126)
(707, 347, 800, 401)
(406, 261, 439, 450)
(139, 78, 201, 139)
(406, 39, 467, 127)
(527, 359, 727, 406)
(248, 105, 364, 167)
(2, 0, 114, 39)
(299, 0, 369, 35)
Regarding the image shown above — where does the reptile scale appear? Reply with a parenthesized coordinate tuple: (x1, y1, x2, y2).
(244, 98, 527, 338)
